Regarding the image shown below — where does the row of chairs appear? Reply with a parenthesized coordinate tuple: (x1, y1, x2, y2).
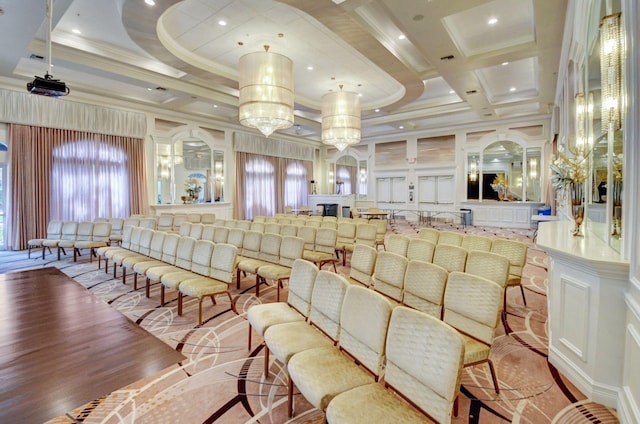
(96, 227, 238, 326)
(248, 259, 503, 422)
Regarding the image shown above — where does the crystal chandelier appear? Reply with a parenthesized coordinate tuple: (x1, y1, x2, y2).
(238, 45, 294, 137)
(600, 12, 622, 132)
(321, 86, 361, 151)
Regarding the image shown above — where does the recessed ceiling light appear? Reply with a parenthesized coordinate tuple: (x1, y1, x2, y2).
(502, 61, 509, 66)
(509, 87, 516, 92)
(144, 0, 155, 5)
(213, 104, 218, 108)
(488, 17, 498, 25)
(147, 88, 153, 91)
(218, 20, 227, 26)
(399, 125, 404, 129)
(449, 90, 455, 94)
(307, 66, 313, 71)
(375, 108, 380, 112)
(72, 28, 82, 35)
(398, 34, 406, 40)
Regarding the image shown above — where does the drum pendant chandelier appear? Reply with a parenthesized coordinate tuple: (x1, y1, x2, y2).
(321, 85, 361, 151)
(238, 45, 294, 138)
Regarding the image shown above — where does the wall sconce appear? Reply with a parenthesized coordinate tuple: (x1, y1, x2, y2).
(359, 168, 367, 183)
(469, 159, 478, 182)
(529, 158, 537, 179)
(600, 12, 622, 132)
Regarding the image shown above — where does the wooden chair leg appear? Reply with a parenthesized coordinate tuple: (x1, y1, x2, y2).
(520, 284, 527, 306)
(177, 291, 183, 316)
(248, 325, 253, 351)
(161, 284, 166, 306)
(133, 273, 138, 290)
(227, 292, 236, 313)
(104, 258, 109, 273)
(145, 277, 151, 298)
(255, 274, 261, 297)
(487, 359, 500, 394)
(198, 297, 204, 326)
(287, 376, 295, 418)
(264, 346, 270, 378)
(236, 268, 241, 289)
(122, 268, 127, 284)
(453, 396, 459, 417)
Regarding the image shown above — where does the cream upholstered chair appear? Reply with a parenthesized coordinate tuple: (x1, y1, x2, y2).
(402, 260, 449, 318)
(335, 221, 356, 264)
(74, 221, 112, 263)
(461, 234, 493, 252)
(178, 243, 238, 326)
(235, 230, 262, 286)
(253, 215, 266, 223)
(161, 239, 214, 309)
(286, 284, 393, 417)
(213, 226, 229, 243)
(320, 220, 338, 230)
(237, 233, 282, 296)
(134, 233, 180, 297)
(437, 231, 464, 246)
(121, 230, 165, 289)
(107, 217, 125, 245)
(62, 221, 93, 261)
(28, 219, 63, 259)
(306, 219, 321, 228)
(200, 213, 216, 224)
(281, 224, 298, 237)
(44, 221, 78, 260)
(265, 216, 278, 223)
(157, 214, 174, 232)
(432, 244, 468, 272)
(262, 271, 349, 379)
(226, 228, 246, 251)
(346, 244, 377, 286)
(214, 219, 226, 226)
(265, 222, 282, 235)
(371, 251, 409, 303)
(343, 223, 377, 266)
(373, 219, 388, 250)
(417, 227, 439, 244)
(171, 214, 188, 232)
(139, 217, 158, 230)
(406, 238, 436, 262)
(236, 220, 252, 230)
(302, 227, 338, 271)
(278, 217, 292, 225)
(247, 259, 319, 351)
(297, 226, 316, 252)
(250, 221, 265, 232)
(386, 234, 409, 257)
(285, 205, 293, 214)
(490, 238, 529, 333)
(201, 224, 216, 241)
(465, 250, 510, 333)
(325, 306, 465, 424)
(113, 228, 154, 280)
(186, 213, 201, 223)
(97, 225, 133, 270)
(257, 235, 305, 301)
(443, 271, 504, 395)
(178, 222, 192, 237)
(189, 223, 204, 239)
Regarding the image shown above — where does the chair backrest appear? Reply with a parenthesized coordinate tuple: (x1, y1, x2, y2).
(213, 226, 229, 244)
(461, 234, 493, 252)
(281, 224, 298, 237)
(75, 222, 94, 242)
(432, 244, 468, 272)
(236, 220, 252, 230)
(314, 227, 337, 255)
(157, 215, 174, 232)
(386, 234, 409, 256)
(214, 219, 226, 226)
(139, 217, 158, 230)
(264, 223, 282, 235)
(127, 227, 144, 252)
(241, 231, 262, 259)
(336, 222, 357, 246)
(338, 284, 393, 377)
(444, 271, 503, 345)
(490, 238, 528, 279)
(465, 250, 510, 288)
(189, 223, 204, 239)
(108, 218, 124, 236)
(368, 207, 381, 213)
(120, 226, 136, 249)
(174, 236, 197, 269)
(372, 251, 409, 302)
(209, 243, 238, 283)
(172, 214, 188, 231)
(259, 233, 282, 263)
(406, 238, 436, 262)
(160, 233, 180, 264)
(201, 224, 216, 241)
(277, 217, 292, 225)
(148, 231, 166, 260)
(437, 231, 464, 246)
(306, 219, 321, 228)
(178, 222, 192, 237)
(320, 220, 337, 230)
(123, 217, 140, 230)
(60, 221, 79, 241)
(250, 222, 265, 232)
(354, 223, 377, 247)
(297, 226, 317, 251)
(253, 215, 266, 223)
(137, 228, 154, 255)
(384, 307, 465, 424)
(418, 228, 439, 244)
(402, 260, 448, 318)
(278, 236, 305, 267)
(186, 213, 201, 223)
(308, 271, 350, 341)
(287, 259, 320, 315)
(285, 205, 293, 214)
(323, 216, 338, 223)
(265, 216, 278, 223)
(190, 240, 215, 275)
(374, 219, 388, 242)
(227, 228, 246, 250)
(91, 222, 112, 242)
(349, 244, 377, 286)
(200, 213, 216, 224)
(46, 220, 64, 239)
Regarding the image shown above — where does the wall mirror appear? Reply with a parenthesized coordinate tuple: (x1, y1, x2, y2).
(335, 155, 357, 195)
(583, 0, 623, 250)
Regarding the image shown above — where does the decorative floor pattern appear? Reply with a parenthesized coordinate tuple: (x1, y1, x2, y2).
(0, 220, 619, 424)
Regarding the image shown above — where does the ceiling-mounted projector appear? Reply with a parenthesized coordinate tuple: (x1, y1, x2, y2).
(27, 73, 70, 97)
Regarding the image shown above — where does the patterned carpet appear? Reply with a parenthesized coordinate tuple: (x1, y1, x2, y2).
(0, 219, 620, 424)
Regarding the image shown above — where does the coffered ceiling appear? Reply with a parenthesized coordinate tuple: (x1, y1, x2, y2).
(0, 0, 567, 143)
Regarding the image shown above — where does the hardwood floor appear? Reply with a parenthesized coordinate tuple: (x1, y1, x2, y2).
(0, 267, 185, 423)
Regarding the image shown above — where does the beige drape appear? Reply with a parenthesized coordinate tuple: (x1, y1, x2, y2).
(6, 124, 148, 250)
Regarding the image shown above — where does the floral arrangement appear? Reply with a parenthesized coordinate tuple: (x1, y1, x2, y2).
(550, 146, 591, 193)
(184, 178, 203, 198)
(490, 174, 507, 198)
